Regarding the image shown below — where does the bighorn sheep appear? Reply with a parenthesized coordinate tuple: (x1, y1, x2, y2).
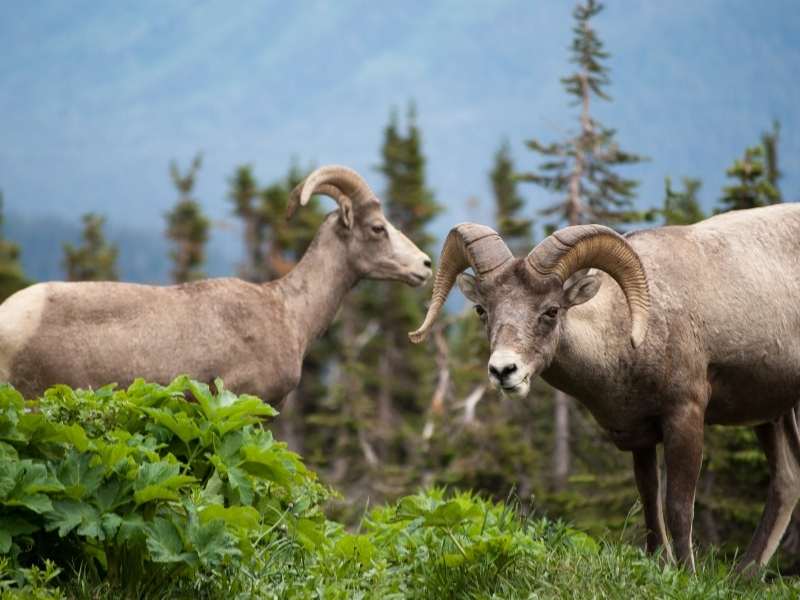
(410, 204, 800, 572)
(0, 165, 432, 402)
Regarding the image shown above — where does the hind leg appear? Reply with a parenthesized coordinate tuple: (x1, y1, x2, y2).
(737, 409, 800, 573)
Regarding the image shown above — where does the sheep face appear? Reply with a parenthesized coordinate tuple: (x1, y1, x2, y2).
(346, 202, 432, 287)
(457, 261, 602, 399)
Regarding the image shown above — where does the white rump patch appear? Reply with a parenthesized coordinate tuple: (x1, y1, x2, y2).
(0, 284, 48, 382)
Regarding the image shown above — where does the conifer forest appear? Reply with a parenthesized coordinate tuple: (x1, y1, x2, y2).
(1, 1, 799, 598)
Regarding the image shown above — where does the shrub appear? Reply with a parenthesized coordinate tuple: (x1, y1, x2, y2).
(0, 377, 328, 596)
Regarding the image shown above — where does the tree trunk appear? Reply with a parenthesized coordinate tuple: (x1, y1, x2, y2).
(377, 351, 395, 460)
(552, 389, 571, 492)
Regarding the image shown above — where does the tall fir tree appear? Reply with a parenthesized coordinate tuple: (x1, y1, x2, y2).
(0, 190, 30, 301)
(63, 213, 118, 282)
(326, 104, 441, 501)
(165, 153, 210, 283)
(718, 127, 782, 212)
(518, 0, 644, 491)
(491, 141, 532, 254)
(374, 104, 441, 463)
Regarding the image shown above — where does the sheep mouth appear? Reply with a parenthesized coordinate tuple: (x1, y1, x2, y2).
(407, 272, 430, 286)
(500, 373, 531, 393)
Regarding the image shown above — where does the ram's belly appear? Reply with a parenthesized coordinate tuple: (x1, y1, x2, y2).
(705, 362, 800, 426)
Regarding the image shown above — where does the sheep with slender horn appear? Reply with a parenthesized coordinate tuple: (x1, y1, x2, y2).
(410, 204, 800, 574)
(0, 165, 432, 403)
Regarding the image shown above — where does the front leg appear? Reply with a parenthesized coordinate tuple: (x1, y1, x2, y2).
(662, 403, 705, 571)
(632, 446, 673, 561)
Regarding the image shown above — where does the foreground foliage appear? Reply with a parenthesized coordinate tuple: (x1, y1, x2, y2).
(1, 380, 799, 599)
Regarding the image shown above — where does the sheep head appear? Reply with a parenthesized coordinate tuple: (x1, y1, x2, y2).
(288, 165, 432, 286)
(409, 223, 650, 398)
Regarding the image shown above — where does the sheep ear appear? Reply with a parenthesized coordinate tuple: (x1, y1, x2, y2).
(563, 270, 601, 307)
(456, 273, 482, 304)
(338, 200, 354, 229)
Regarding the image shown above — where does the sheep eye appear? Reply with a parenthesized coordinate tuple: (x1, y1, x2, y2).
(371, 224, 386, 235)
(474, 305, 486, 318)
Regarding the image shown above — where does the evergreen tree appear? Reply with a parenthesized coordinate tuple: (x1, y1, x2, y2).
(259, 161, 324, 280)
(660, 177, 705, 225)
(326, 104, 441, 501)
(491, 141, 532, 254)
(165, 154, 210, 283)
(0, 191, 30, 301)
(378, 104, 441, 250)
(761, 120, 782, 200)
(518, 0, 644, 492)
(63, 214, 118, 282)
(374, 105, 441, 460)
(519, 0, 645, 228)
(718, 134, 781, 212)
(229, 166, 266, 282)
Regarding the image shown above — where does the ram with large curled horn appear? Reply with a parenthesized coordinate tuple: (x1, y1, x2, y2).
(0, 164, 432, 406)
(411, 204, 800, 575)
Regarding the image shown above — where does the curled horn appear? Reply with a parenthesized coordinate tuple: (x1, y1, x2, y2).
(527, 224, 650, 348)
(409, 223, 512, 343)
(286, 165, 378, 220)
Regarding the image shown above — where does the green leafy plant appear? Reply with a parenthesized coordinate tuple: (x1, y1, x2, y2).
(0, 377, 328, 596)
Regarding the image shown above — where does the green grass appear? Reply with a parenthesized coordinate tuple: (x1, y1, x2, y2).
(1, 379, 799, 599)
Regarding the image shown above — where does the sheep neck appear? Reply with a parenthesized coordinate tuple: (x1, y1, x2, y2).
(272, 217, 359, 355)
(543, 273, 628, 399)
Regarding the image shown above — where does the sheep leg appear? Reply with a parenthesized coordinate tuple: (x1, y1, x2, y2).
(737, 410, 800, 574)
(662, 405, 705, 571)
(632, 446, 673, 560)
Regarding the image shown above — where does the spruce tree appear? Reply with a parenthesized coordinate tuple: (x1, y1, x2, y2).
(719, 136, 781, 212)
(330, 104, 441, 496)
(518, 0, 644, 492)
(519, 0, 644, 227)
(63, 214, 119, 281)
(229, 166, 266, 282)
(491, 141, 532, 254)
(761, 120, 782, 200)
(660, 177, 705, 225)
(0, 190, 30, 301)
(375, 105, 441, 458)
(166, 154, 210, 283)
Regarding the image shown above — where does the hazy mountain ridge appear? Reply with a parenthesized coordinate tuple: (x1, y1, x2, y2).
(6, 212, 238, 284)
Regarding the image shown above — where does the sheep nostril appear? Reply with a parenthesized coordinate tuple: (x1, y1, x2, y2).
(501, 364, 518, 378)
(423, 258, 432, 268)
(489, 363, 518, 381)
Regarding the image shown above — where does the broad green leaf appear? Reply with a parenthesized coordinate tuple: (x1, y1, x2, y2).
(225, 466, 254, 506)
(46, 499, 101, 538)
(134, 461, 196, 504)
(0, 515, 38, 553)
(117, 513, 147, 545)
(146, 517, 195, 565)
(38, 422, 90, 452)
(334, 534, 376, 566)
(57, 451, 104, 499)
(187, 518, 239, 567)
(0, 442, 18, 462)
(295, 517, 326, 551)
(199, 505, 259, 530)
(139, 407, 201, 444)
(240, 445, 294, 487)
(3, 493, 53, 514)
